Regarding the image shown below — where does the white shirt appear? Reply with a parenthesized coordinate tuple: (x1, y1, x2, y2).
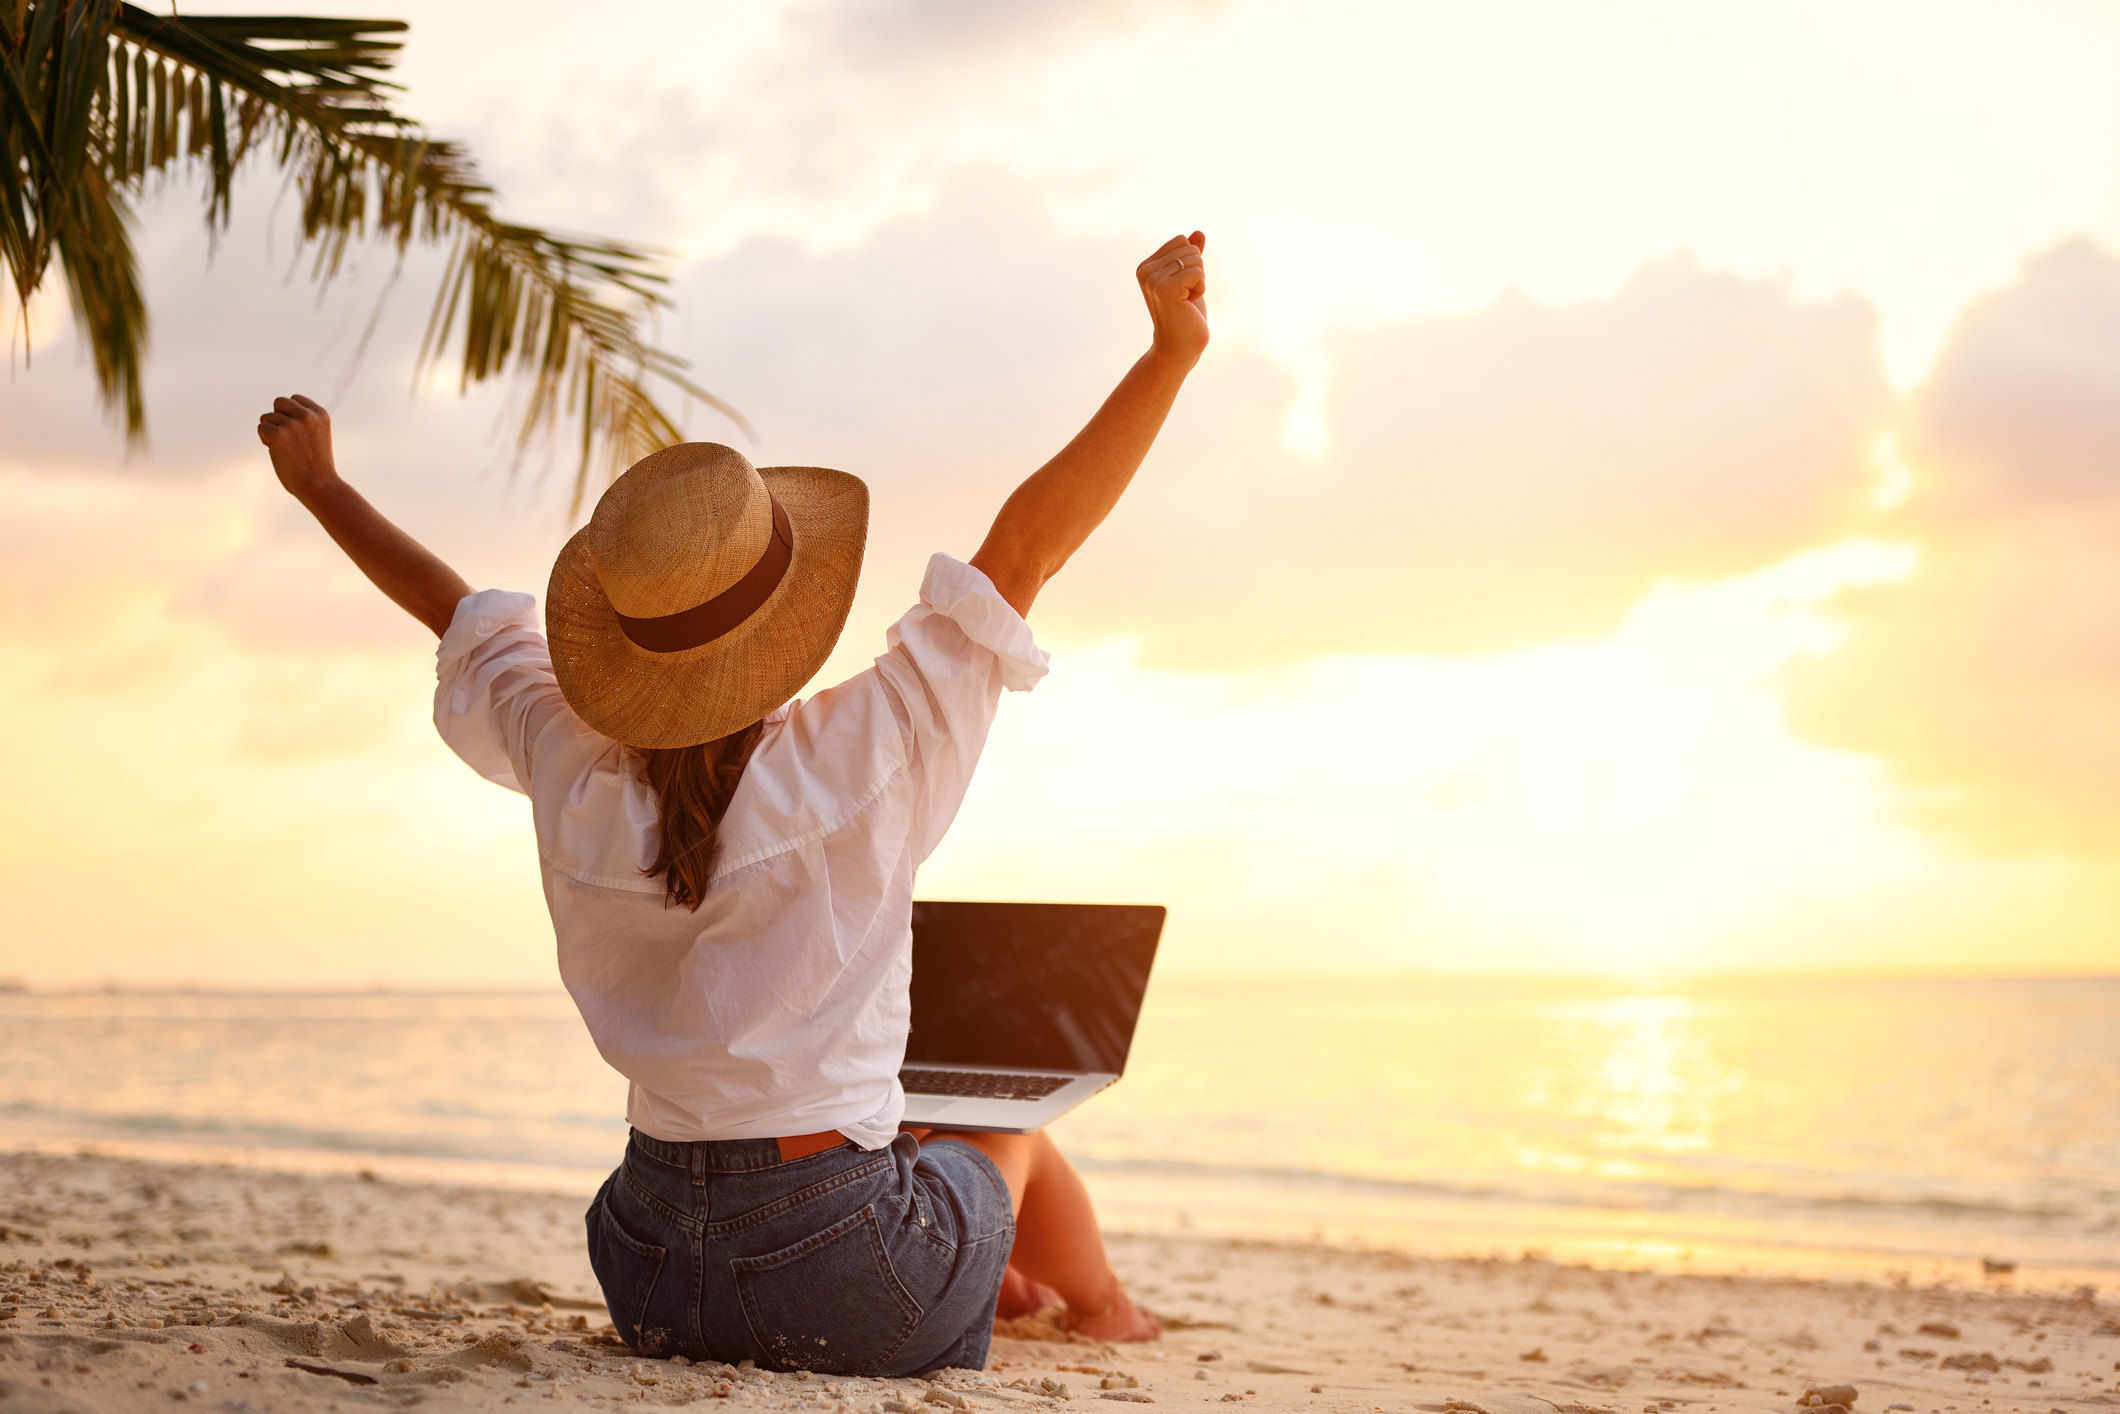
(433, 554, 1049, 1151)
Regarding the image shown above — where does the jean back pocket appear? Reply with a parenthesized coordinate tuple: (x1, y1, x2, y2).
(588, 1191, 668, 1351)
(731, 1205, 920, 1374)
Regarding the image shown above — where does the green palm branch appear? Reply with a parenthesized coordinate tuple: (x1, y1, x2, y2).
(2, 0, 744, 507)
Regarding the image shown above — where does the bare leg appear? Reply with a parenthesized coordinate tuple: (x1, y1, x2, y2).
(926, 1130, 1159, 1342)
(995, 1266, 1062, 1320)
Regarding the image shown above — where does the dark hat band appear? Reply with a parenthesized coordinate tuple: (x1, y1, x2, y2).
(612, 496, 793, 654)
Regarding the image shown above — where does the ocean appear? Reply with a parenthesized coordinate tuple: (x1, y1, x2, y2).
(2, 975, 2114, 1289)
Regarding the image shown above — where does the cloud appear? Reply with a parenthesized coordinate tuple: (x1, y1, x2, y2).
(1785, 238, 2120, 850)
(0, 165, 648, 631)
(7, 167, 1891, 687)
(1135, 256, 1886, 659)
(680, 183, 1890, 670)
(428, 0, 1219, 253)
(0, 183, 601, 767)
(1916, 238, 2120, 514)
(801, 0, 1224, 67)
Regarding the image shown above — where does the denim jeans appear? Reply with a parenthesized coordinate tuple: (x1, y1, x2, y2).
(585, 1129, 1015, 1376)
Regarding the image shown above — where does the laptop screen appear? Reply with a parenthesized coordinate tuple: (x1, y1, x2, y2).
(906, 901, 1165, 1075)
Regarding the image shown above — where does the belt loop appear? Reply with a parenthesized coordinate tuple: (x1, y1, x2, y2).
(689, 1143, 706, 1187)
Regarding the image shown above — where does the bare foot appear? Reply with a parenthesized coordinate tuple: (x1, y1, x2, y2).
(996, 1266, 1064, 1321)
(1065, 1290, 1162, 1343)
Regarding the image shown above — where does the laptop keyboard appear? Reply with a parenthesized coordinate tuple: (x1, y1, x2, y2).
(900, 1068, 1074, 1102)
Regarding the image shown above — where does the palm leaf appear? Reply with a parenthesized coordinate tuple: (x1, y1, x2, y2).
(2, 1, 742, 499)
(50, 154, 145, 431)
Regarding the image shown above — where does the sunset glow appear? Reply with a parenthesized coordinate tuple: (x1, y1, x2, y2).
(6, 0, 2120, 987)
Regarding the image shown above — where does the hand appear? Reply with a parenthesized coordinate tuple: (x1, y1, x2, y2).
(1136, 231, 1209, 366)
(257, 393, 341, 502)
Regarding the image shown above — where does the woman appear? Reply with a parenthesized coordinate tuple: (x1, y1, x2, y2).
(257, 231, 1209, 1375)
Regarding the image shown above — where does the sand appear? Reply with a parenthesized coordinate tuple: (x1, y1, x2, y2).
(2, 1151, 2116, 1414)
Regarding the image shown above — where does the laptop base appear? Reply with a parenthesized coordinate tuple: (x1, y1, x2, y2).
(900, 1068, 1118, 1134)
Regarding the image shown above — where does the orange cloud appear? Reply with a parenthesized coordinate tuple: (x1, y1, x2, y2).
(1786, 239, 2120, 850)
(678, 194, 1891, 669)
(1093, 257, 1887, 660)
(6, 173, 1892, 678)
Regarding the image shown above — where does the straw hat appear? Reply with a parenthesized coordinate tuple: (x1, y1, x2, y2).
(545, 443, 868, 748)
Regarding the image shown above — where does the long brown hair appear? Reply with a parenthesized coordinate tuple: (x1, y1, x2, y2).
(636, 722, 762, 910)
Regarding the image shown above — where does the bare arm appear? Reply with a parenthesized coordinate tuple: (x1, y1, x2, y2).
(969, 231, 1210, 617)
(256, 394, 474, 638)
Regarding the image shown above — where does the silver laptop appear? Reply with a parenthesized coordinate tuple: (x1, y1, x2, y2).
(898, 900, 1165, 1134)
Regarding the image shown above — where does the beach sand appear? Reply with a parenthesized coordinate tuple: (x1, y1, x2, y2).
(2, 1151, 2115, 1414)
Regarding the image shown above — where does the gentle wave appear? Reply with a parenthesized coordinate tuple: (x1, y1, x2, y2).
(0, 1098, 625, 1169)
(16, 1097, 2112, 1254)
(1067, 1152, 2118, 1230)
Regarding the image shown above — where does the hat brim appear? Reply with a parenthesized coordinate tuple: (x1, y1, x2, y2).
(546, 465, 869, 749)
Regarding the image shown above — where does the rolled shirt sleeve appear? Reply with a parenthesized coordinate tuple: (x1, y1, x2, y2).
(872, 554, 1050, 862)
(433, 589, 569, 795)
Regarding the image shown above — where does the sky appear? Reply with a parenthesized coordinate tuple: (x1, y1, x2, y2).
(6, 0, 2120, 986)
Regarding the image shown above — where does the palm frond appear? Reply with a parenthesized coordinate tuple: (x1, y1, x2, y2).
(51, 154, 145, 429)
(2, 1, 740, 496)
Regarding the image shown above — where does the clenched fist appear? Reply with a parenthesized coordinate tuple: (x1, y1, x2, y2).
(256, 394, 340, 502)
(1137, 231, 1209, 366)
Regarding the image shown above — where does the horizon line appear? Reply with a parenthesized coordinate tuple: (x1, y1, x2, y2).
(4, 967, 2118, 997)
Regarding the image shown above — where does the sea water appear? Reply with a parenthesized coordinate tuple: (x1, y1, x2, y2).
(1, 976, 2113, 1287)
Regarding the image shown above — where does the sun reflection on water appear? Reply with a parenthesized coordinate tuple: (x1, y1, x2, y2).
(1519, 995, 1743, 1183)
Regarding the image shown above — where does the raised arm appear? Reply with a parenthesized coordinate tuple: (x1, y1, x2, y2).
(257, 394, 474, 637)
(969, 231, 1210, 617)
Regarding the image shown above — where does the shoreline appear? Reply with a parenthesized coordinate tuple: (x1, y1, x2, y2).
(5, 1150, 2119, 1414)
(0, 1131, 2109, 1299)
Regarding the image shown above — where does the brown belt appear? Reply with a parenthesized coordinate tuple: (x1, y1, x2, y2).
(775, 1130, 849, 1163)
(774, 1125, 946, 1162)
